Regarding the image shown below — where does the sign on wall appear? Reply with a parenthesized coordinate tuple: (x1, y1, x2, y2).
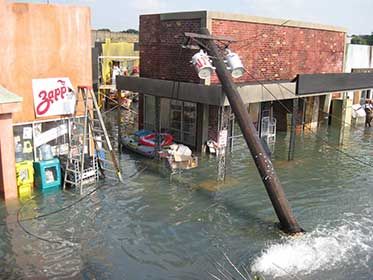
(218, 129, 228, 148)
(32, 78, 76, 117)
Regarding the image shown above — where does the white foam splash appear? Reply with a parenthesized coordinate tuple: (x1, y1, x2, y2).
(251, 215, 373, 278)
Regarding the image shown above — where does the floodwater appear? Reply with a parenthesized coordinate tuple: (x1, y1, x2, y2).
(1, 121, 373, 279)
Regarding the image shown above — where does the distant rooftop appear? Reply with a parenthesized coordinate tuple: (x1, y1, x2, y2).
(0, 85, 22, 105)
(144, 11, 347, 33)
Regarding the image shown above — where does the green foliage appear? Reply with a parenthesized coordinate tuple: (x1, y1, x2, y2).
(95, 28, 139, 35)
(97, 28, 111, 32)
(124, 29, 139, 34)
(351, 34, 373, 45)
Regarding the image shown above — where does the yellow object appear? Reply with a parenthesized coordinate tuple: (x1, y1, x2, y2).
(99, 39, 140, 107)
(23, 141, 33, 153)
(16, 160, 34, 188)
(101, 39, 139, 85)
(18, 184, 32, 201)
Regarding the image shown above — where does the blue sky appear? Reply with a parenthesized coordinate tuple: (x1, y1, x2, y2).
(13, 0, 372, 34)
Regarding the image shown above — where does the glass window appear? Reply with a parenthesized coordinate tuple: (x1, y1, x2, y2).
(144, 95, 156, 130)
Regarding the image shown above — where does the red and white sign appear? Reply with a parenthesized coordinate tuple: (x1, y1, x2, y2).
(32, 78, 76, 117)
(218, 129, 228, 148)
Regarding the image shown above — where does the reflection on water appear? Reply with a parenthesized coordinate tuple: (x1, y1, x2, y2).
(1, 123, 373, 279)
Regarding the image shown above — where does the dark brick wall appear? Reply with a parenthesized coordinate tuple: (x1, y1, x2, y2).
(140, 15, 202, 82)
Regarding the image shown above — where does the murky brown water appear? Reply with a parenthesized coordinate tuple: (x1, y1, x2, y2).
(1, 118, 373, 279)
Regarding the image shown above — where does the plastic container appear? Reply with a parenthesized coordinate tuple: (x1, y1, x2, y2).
(33, 158, 61, 190)
(16, 160, 34, 188)
(95, 149, 106, 168)
(18, 184, 32, 201)
(39, 144, 54, 161)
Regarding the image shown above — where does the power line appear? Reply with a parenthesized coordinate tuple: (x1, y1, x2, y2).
(1, 167, 146, 227)
(14, 166, 147, 244)
(243, 68, 373, 168)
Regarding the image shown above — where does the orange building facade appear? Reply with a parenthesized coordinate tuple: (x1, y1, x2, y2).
(0, 0, 92, 200)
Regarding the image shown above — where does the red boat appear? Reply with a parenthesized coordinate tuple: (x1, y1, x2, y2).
(138, 133, 174, 147)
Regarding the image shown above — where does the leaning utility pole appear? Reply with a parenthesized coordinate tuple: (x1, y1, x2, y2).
(187, 29, 303, 234)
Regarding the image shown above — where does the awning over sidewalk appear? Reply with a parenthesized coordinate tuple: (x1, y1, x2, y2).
(295, 72, 373, 95)
(118, 72, 373, 105)
(117, 76, 301, 105)
(117, 76, 224, 105)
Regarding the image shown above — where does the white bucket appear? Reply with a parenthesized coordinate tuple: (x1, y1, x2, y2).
(191, 50, 215, 79)
(39, 144, 54, 161)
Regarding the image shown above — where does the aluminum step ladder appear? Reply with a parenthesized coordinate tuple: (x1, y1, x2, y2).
(63, 86, 123, 194)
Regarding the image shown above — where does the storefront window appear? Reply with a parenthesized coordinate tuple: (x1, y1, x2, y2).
(170, 100, 196, 147)
(13, 118, 70, 162)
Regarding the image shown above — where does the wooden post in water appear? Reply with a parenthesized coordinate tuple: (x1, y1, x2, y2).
(201, 28, 303, 234)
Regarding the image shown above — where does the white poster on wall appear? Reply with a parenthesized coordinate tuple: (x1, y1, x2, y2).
(32, 77, 76, 117)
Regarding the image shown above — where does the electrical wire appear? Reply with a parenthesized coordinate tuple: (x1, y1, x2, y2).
(243, 68, 373, 168)
(238, 28, 361, 135)
(13, 166, 147, 244)
(277, 82, 372, 135)
(230, 19, 292, 53)
(1, 167, 147, 227)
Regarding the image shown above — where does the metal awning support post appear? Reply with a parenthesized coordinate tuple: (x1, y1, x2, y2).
(154, 96, 162, 158)
(198, 28, 303, 234)
(288, 98, 298, 161)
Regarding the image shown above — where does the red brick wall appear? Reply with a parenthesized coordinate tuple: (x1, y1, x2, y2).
(139, 14, 345, 84)
(211, 19, 345, 84)
(140, 15, 202, 83)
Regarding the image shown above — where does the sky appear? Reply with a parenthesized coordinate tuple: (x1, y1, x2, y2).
(13, 0, 373, 35)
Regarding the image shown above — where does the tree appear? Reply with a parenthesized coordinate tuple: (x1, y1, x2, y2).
(122, 29, 139, 34)
(97, 28, 111, 32)
(351, 34, 373, 45)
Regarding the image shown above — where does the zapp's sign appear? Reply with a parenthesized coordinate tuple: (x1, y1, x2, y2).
(32, 78, 76, 117)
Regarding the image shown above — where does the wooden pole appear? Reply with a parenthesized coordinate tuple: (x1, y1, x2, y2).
(201, 28, 303, 234)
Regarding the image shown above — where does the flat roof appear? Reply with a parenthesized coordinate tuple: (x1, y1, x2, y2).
(144, 10, 347, 33)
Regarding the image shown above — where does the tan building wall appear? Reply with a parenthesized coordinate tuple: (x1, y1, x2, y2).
(91, 30, 138, 46)
(0, 1, 92, 123)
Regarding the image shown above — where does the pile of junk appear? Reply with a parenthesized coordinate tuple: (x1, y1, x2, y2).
(121, 130, 198, 171)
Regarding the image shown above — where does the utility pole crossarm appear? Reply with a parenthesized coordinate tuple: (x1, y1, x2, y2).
(184, 32, 237, 42)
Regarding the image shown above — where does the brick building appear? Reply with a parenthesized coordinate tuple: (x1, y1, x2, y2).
(118, 11, 347, 152)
